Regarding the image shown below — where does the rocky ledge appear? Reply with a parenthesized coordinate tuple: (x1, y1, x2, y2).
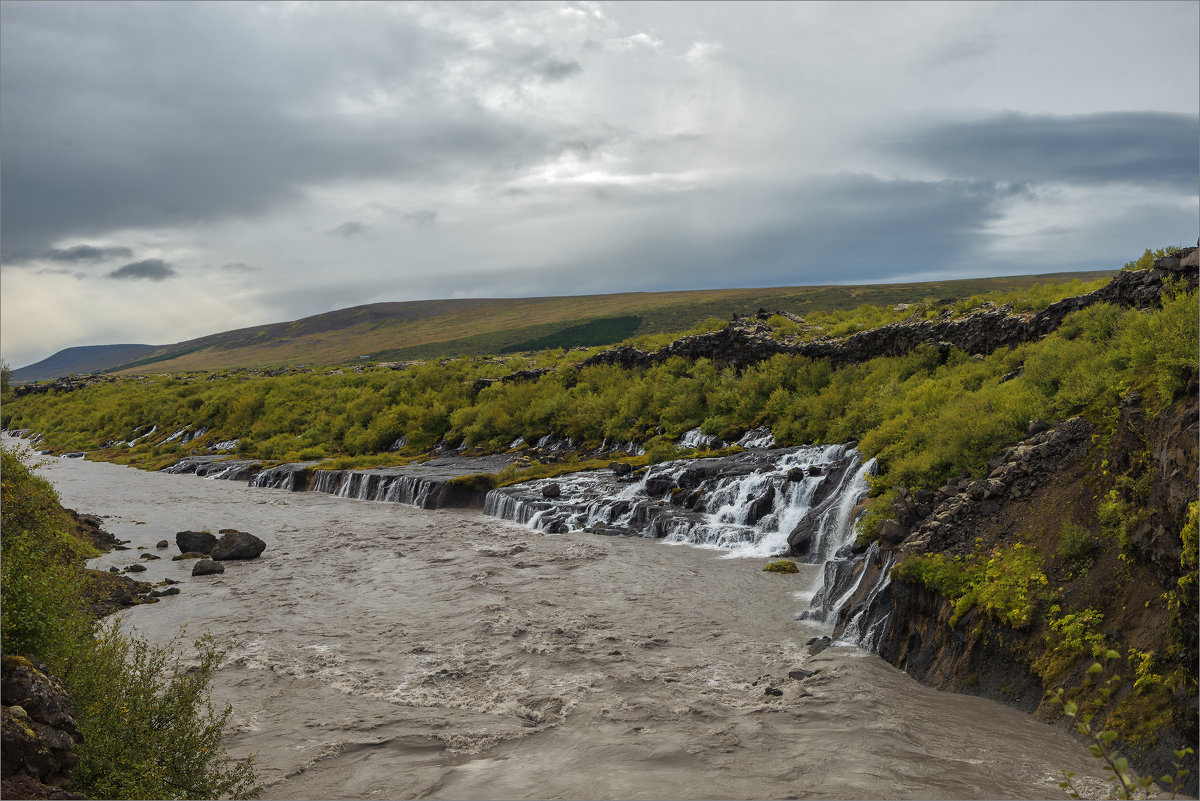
(583, 247, 1199, 372)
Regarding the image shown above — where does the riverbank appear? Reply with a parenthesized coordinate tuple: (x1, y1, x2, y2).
(19, 440, 1116, 800)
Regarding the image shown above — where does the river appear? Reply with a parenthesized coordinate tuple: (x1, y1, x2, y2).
(14, 440, 1110, 799)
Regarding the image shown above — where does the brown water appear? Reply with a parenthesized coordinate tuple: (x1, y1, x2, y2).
(19, 442, 1111, 800)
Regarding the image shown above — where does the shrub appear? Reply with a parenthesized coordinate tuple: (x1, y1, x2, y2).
(65, 629, 262, 800)
(1058, 522, 1098, 562)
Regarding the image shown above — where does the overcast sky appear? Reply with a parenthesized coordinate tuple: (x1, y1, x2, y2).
(2, 1, 1197, 368)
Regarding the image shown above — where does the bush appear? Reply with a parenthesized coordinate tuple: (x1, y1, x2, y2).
(0, 449, 93, 665)
(64, 628, 262, 800)
(1058, 521, 1098, 562)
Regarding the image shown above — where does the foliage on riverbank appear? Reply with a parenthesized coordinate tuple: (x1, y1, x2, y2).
(0, 449, 261, 799)
(6, 277, 1194, 501)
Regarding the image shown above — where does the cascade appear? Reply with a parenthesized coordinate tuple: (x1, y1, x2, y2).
(484, 443, 897, 648)
(483, 444, 870, 558)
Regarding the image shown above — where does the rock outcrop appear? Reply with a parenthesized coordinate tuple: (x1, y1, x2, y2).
(12, 375, 115, 398)
(582, 247, 1198, 373)
(1, 655, 83, 798)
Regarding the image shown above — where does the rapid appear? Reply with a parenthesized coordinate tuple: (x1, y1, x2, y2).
(12, 438, 1110, 800)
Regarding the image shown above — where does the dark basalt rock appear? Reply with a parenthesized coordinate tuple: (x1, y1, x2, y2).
(745, 485, 777, 525)
(210, 530, 266, 561)
(175, 530, 217, 554)
(1, 655, 81, 794)
(610, 461, 632, 477)
(12, 374, 116, 398)
(541, 483, 561, 499)
(192, 559, 225, 576)
(876, 519, 909, 550)
(581, 248, 1198, 374)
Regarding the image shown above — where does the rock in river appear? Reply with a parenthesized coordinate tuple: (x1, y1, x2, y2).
(211, 530, 266, 561)
(175, 530, 216, 554)
(192, 559, 225, 577)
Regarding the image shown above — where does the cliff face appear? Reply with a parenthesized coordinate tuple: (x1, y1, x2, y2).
(862, 385, 1199, 792)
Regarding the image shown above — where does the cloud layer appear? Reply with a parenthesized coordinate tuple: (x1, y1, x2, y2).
(2, 1, 1196, 367)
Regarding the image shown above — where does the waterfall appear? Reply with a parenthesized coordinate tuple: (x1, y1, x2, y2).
(484, 443, 896, 649)
(482, 444, 867, 558)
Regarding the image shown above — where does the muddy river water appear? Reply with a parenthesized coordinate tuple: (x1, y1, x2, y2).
(20, 443, 1110, 799)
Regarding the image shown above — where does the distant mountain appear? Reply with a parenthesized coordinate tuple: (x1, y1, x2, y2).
(11, 344, 159, 383)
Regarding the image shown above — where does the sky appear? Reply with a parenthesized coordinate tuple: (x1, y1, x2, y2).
(2, 1, 1197, 369)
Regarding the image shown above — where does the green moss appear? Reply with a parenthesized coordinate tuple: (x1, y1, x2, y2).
(449, 473, 498, 493)
(763, 560, 800, 574)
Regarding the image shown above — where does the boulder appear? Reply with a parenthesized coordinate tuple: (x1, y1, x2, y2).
(610, 461, 633, 477)
(123, 564, 147, 573)
(175, 530, 217, 554)
(210, 530, 266, 561)
(171, 552, 206, 561)
(876, 519, 909, 550)
(541, 483, 561, 499)
(786, 467, 806, 482)
(191, 559, 225, 577)
(155, 539, 169, 549)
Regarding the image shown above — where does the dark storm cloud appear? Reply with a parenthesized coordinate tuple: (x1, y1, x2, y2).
(107, 259, 177, 281)
(889, 112, 1199, 190)
(0, 2, 573, 260)
(533, 59, 583, 82)
(329, 221, 369, 238)
(402, 210, 438, 227)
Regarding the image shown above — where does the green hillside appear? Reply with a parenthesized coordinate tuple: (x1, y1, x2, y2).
(108, 271, 1115, 373)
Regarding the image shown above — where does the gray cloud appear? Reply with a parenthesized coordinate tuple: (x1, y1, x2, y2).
(42, 244, 135, 263)
(219, 262, 259, 273)
(329, 221, 370, 238)
(0, 2, 577, 260)
(107, 259, 177, 281)
(887, 112, 1199, 190)
(402, 210, 438, 228)
(533, 59, 583, 82)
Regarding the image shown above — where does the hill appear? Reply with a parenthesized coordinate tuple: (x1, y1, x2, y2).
(105, 271, 1116, 374)
(11, 344, 158, 383)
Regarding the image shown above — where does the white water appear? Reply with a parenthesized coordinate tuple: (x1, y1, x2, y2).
(484, 445, 870, 561)
(3, 436, 1112, 800)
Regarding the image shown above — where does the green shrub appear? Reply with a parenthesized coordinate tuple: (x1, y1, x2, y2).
(1057, 521, 1098, 562)
(65, 629, 262, 800)
(892, 544, 1047, 629)
(0, 449, 93, 664)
